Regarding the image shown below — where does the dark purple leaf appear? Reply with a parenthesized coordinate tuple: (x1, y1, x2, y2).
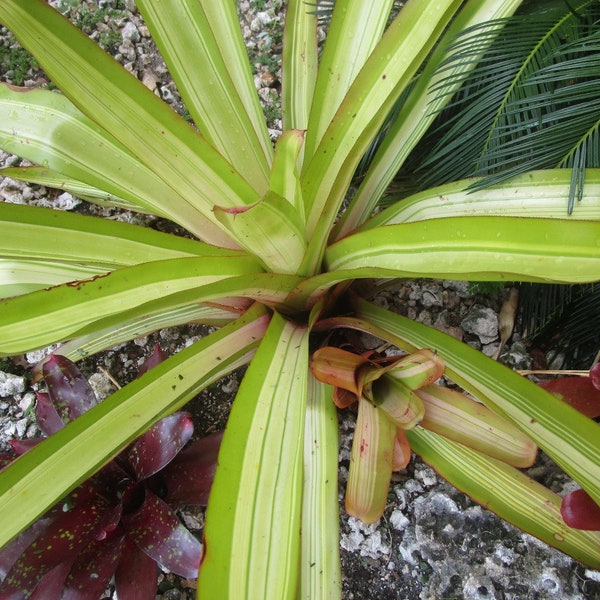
(0, 497, 119, 597)
(35, 391, 65, 435)
(137, 343, 167, 377)
(61, 534, 125, 600)
(123, 490, 201, 578)
(122, 483, 151, 521)
(0, 518, 53, 579)
(30, 560, 73, 600)
(161, 432, 223, 505)
(115, 537, 158, 600)
(539, 377, 600, 419)
(0, 586, 23, 599)
(89, 461, 131, 501)
(65, 462, 129, 516)
(561, 488, 600, 530)
(8, 438, 42, 455)
(591, 363, 600, 391)
(127, 412, 194, 481)
(93, 503, 124, 543)
(41, 354, 97, 423)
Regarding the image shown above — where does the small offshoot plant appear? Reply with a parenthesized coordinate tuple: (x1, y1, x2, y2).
(0, 351, 221, 598)
(0, 0, 599, 598)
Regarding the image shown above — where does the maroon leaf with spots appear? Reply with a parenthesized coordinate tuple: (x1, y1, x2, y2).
(127, 412, 194, 481)
(0, 353, 219, 598)
(0, 519, 52, 582)
(122, 490, 202, 578)
(0, 498, 120, 598)
(561, 488, 600, 530)
(114, 537, 158, 600)
(68, 468, 127, 522)
(160, 431, 223, 505)
(62, 533, 126, 600)
(30, 560, 73, 600)
(41, 354, 98, 424)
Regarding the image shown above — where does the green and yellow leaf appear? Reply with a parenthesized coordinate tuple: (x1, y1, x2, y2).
(408, 426, 600, 568)
(0, 305, 270, 548)
(198, 312, 309, 599)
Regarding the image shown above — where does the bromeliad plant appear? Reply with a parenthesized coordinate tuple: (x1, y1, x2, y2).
(310, 345, 537, 524)
(0, 352, 221, 599)
(0, 0, 599, 598)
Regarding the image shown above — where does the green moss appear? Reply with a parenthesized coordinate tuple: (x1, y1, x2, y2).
(97, 29, 122, 54)
(263, 90, 282, 123)
(74, 6, 123, 34)
(0, 30, 39, 85)
(56, 2, 127, 54)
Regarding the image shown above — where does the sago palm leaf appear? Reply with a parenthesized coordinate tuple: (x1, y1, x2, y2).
(411, 0, 600, 212)
(520, 282, 600, 368)
(407, 0, 600, 370)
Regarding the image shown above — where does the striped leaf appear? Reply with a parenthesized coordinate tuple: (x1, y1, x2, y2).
(136, 0, 273, 191)
(408, 426, 600, 568)
(198, 312, 309, 599)
(351, 297, 600, 509)
(0, 305, 269, 548)
(300, 375, 341, 599)
(326, 217, 600, 284)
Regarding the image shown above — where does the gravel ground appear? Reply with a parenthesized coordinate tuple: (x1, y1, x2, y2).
(1, 1, 600, 598)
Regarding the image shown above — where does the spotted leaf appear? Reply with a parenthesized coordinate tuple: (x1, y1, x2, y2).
(160, 431, 223, 505)
(114, 537, 158, 600)
(0, 498, 119, 598)
(0, 518, 53, 580)
(30, 560, 73, 600)
(62, 533, 125, 600)
(34, 391, 65, 435)
(41, 354, 98, 424)
(122, 490, 201, 578)
(127, 412, 194, 481)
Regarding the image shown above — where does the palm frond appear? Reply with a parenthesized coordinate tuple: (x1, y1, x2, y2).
(354, 77, 419, 180)
(412, 0, 600, 212)
(520, 283, 600, 368)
